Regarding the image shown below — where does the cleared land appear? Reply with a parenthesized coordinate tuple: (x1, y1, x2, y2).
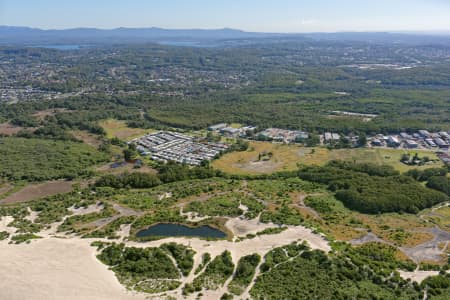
(212, 141, 443, 175)
(0, 181, 74, 204)
(0, 122, 25, 135)
(0, 183, 13, 196)
(96, 162, 157, 175)
(32, 108, 72, 120)
(100, 119, 152, 140)
(71, 130, 103, 148)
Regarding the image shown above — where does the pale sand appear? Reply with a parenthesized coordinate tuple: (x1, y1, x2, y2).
(25, 207, 40, 223)
(0, 216, 16, 235)
(225, 215, 277, 236)
(398, 270, 440, 283)
(68, 202, 104, 215)
(0, 238, 146, 300)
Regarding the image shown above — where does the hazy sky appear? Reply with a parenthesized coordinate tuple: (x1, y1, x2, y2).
(1, 0, 450, 32)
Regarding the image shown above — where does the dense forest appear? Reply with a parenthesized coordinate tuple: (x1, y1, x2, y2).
(251, 242, 425, 299)
(298, 161, 448, 214)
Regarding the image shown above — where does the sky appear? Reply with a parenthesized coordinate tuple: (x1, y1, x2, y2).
(0, 0, 450, 33)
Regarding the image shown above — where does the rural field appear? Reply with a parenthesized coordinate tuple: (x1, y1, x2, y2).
(212, 141, 443, 175)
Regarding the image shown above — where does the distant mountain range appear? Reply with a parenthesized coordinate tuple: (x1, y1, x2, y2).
(1, 26, 449, 46)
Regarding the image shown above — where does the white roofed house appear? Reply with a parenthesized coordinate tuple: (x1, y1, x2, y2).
(208, 123, 228, 131)
(434, 138, 449, 149)
(405, 140, 418, 149)
(331, 133, 340, 141)
(371, 139, 383, 146)
(387, 136, 400, 147)
(418, 130, 430, 137)
(220, 127, 240, 137)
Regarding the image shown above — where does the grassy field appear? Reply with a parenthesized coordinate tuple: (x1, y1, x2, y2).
(99, 119, 153, 140)
(212, 141, 304, 174)
(334, 148, 443, 173)
(212, 141, 443, 175)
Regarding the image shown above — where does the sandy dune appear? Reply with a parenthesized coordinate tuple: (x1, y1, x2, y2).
(5, 211, 442, 300)
(0, 217, 330, 300)
(0, 238, 146, 300)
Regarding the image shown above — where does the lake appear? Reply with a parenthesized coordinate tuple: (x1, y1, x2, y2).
(29, 45, 89, 50)
(157, 41, 218, 48)
(136, 223, 226, 239)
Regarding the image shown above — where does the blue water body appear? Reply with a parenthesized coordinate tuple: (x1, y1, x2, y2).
(136, 223, 226, 239)
(157, 41, 218, 48)
(29, 44, 88, 50)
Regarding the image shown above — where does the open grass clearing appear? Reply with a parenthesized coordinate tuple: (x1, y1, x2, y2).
(212, 141, 443, 175)
(212, 141, 304, 174)
(307, 147, 443, 173)
(99, 119, 152, 140)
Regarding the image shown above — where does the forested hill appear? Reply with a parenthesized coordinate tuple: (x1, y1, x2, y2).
(0, 26, 266, 45)
(1, 26, 450, 46)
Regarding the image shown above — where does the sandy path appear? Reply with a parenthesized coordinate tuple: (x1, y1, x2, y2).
(0, 238, 146, 300)
(127, 225, 331, 299)
(240, 260, 263, 300)
(128, 225, 331, 260)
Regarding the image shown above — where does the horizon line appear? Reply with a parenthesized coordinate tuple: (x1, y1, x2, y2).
(1, 25, 450, 35)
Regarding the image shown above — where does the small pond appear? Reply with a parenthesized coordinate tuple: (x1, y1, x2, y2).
(136, 223, 226, 239)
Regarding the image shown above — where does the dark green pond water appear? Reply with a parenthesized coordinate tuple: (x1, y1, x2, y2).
(136, 223, 226, 239)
